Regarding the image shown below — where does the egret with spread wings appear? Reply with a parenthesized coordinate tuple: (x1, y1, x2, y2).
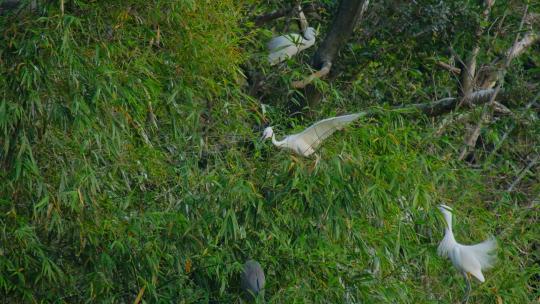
(261, 113, 362, 157)
(437, 204, 497, 303)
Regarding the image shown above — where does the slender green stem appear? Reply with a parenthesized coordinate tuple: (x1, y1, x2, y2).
(461, 272, 471, 304)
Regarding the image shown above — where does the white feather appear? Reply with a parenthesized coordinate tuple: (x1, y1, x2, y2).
(267, 27, 317, 66)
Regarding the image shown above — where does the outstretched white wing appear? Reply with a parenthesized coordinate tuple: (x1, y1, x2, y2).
(295, 113, 362, 153)
(464, 237, 497, 269)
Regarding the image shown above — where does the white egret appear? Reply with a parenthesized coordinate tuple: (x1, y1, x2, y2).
(241, 260, 265, 301)
(261, 113, 362, 157)
(267, 27, 317, 66)
(437, 204, 497, 303)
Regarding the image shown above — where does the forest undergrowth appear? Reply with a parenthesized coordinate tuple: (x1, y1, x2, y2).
(0, 0, 539, 303)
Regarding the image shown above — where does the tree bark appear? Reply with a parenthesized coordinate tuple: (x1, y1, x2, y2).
(0, 0, 21, 14)
(312, 0, 369, 69)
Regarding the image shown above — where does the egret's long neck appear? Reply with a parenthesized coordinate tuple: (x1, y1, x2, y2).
(442, 211, 456, 242)
(299, 34, 315, 51)
(271, 133, 287, 148)
(438, 210, 458, 257)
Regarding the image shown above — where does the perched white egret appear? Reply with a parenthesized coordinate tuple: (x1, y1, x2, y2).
(261, 113, 361, 157)
(241, 260, 265, 301)
(437, 204, 497, 303)
(267, 27, 317, 66)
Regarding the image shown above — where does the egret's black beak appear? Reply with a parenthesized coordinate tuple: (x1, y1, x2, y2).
(260, 132, 270, 142)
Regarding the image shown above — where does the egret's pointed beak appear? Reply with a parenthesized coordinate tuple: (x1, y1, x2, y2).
(260, 128, 272, 142)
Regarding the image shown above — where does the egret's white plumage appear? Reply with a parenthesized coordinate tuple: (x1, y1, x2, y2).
(437, 204, 497, 283)
(261, 113, 361, 157)
(267, 27, 317, 66)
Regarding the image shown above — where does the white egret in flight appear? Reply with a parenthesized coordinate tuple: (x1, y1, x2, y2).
(437, 204, 497, 303)
(241, 260, 265, 301)
(261, 113, 362, 157)
(267, 27, 317, 66)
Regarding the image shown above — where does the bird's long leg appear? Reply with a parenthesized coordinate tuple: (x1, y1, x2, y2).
(461, 272, 471, 304)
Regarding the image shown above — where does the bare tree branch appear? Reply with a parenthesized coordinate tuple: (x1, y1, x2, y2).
(399, 89, 497, 117)
(436, 61, 461, 74)
(508, 155, 539, 192)
(476, 31, 539, 89)
(459, 4, 529, 161)
(292, 62, 332, 89)
(253, 3, 319, 26)
(457, 0, 494, 104)
(506, 32, 539, 62)
(298, 5, 308, 32)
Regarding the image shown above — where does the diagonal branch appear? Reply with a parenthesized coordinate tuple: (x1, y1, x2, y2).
(459, 5, 530, 161)
(253, 3, 321, 26)
(507, 155, 539, 192)
(457, 0, 494, 105)
(292, 62, 332, 89)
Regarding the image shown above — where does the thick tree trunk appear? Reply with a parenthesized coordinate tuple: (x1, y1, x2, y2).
(292, 0, 369, 112)
(312, 0, 369, 69)
(0, 0, 21, 14)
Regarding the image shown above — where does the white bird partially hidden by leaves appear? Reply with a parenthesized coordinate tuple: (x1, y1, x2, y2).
(437, 204, 497, 304)
(267, 27, 317, 66)
(261, 113, 362, 157)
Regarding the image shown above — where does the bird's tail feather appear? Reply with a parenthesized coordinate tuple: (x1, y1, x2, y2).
(469, 237, 497, 269)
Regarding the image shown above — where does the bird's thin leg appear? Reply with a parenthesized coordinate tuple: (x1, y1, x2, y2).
(461, 272, 471, 304)
(314, 153, 321, 169)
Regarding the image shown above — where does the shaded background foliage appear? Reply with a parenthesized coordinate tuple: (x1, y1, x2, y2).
(1, 0, 539, 303)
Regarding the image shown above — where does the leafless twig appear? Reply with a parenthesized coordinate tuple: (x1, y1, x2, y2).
(252, 3, 320, 26)
(292, 62, 332, 89)
(436, 61, 461, 74)
(459, 5, 529, 161)
(457, 0, 494, 105)
(508, 155, 539, 192)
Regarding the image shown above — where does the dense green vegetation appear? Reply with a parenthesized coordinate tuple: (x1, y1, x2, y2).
(1, 0, 538, 302)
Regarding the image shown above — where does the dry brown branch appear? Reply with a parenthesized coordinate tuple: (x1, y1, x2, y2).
(507, 155, 539, 192)
(253, 3, 319, 26)
(401, 89, 496, 117)
(435, 112, 473, 136)
(436, 61, 461, 74)
(284, 1, 302, 33)
(477, 26, 539, 89)
(492, 101, 512, 114)
(459, 5, 529, 161)
(298, 5, 308, 32)
(457, 0, 494, 104)
(133, 285, 146, 304)
(462, 88, 496, 104)
(292, 62, 332, 89)
(506, 32, 539, 62)
(353, 89, 501, 122)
